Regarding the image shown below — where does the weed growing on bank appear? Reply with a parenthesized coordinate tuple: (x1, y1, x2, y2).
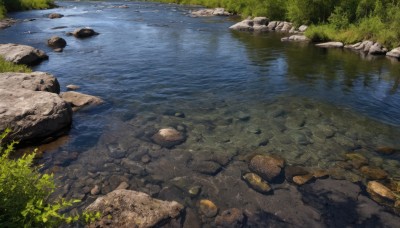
(0, 57, 32, 73)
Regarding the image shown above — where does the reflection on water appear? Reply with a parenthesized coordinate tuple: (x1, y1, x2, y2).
(3, 1, 400, 226)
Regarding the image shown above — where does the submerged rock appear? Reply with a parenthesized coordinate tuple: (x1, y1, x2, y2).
(199, 199, 218, 218)
(367, 181, 396, 203)
(0, 43, 48, 65)
(192, 160, 222, 175)
(86, 189, 184, 228)
(215, 208, 245, 228)
(151, 127, 185, 148)
(60, 91, 104, 111)
(360, 166, 388, 180)
(249, 154, 285, 182)
(375, 146, 398, 155)
(293, 174, 314, 185)
(344, 153, 368, 169)
(242, 172, 272, 194)
(72, 27, 99, 38)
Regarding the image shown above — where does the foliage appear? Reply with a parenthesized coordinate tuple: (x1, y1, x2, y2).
(0, 57, 32, 73)
(0, 129, 100, 227)
(156, 0, 400, 48)
(0, 0, 55, 19)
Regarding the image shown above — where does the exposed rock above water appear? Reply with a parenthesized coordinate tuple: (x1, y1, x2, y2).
(48, 13, 64, 19)
(386, 47, 400, 59)
(0, 43, 48, 65)
(71, 28, 99, 38)
(60, 91, 104, 111)
(191, 8, 232, 17)
(229, 18, 293, 33)
(0, 72, 60, 93)
(316, 42, 344, 48)
(344, 40, 387, 55)
(281, 35, 310, 42)
(0, 18, 17, 29)
(0, 89, 72, 142)
(47, 36, 67, 52)
(86, 189, 184, 228)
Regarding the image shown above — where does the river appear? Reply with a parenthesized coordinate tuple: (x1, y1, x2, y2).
(2, 1, 400, 226)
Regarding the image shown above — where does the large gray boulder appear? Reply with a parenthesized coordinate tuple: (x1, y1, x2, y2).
(0, 88, 72, 142)
(0, 43, 48, 65)
(0, 72, 60, 93)
(86, 189, 184, 228)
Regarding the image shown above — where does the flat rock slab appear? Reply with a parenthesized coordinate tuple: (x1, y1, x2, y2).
(0, 88, 72, 142)
(60, 91, 103, 111)
(0, 72, 60, 93)
(0, 43, 48, 65)
(316, 42, 344, 48)
(86, 189, 184, 228)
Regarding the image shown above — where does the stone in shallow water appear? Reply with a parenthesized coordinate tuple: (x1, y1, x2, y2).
(151, 127, 185, 148)
(375, 146, 398, 155)
(285, 166, 309, 182)
(344, 153, 368, 169)
(86, 189, 184, 228)
(360, 166, 388, 180)
(242, 172, 272, 194)
(293, 174, 314, 185)
(215, 208, 245, 228)
(249, 154, 285, 182)
(192, 160, 222, 175)
(91, 185, 100, 195)
(188, 186, 202, 197)
(199, 199, 218, 218)
(367, 181, 396, 203)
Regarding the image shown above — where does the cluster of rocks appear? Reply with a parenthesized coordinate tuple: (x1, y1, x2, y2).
(0, 43, 103, 143)
(229, 17, 298, 33)
(0, 18, 17, 29)
(191, 8, 232, 17)
(310, 40, 400, 60)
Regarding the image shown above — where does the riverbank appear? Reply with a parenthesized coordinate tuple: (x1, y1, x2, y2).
(158, 0, 400, 49)
(0, 0, 56, 19)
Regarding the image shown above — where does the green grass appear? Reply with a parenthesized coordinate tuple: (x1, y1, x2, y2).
(0, 0, 55, 19)
(0, 57, 32, 73)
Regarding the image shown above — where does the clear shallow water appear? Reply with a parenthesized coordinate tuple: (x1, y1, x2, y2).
(3, 1, 400, 226)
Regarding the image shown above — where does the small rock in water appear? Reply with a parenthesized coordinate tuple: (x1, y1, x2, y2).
(242, 172, 272, 194)
(48, 13, 64, 19)
(66, 84, 80, 91)
(141, 154, 151, 164)
(174, 112, 185, 118)
(115, 182, 129, 190)
(312, 169, 329, 179)
(215, 208, 245, 228)
(188, 186, 202, 197)
(72, 27, 99, 38)
(360, 166, 388, 180)
(345, 153, 368, 169)
(91, 185, 100, 195)
(192, 160, 222, 175)
(285, 166, 309, 182)
(151, 127, 185, 148)
(199, 199, 218, 218)
(375, 147, 398, 155)
(367, 181, 396, 203)
(47, 36, 66, 51)
(293, 174, 314, 185)
(249, 154, 285, 182)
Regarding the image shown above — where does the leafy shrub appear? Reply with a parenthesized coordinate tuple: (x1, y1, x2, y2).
(0, 129, 84, 227)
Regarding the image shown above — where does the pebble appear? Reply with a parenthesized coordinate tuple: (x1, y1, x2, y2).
(91, 185, 100, 195)
(242, 172, 272, 194)
(115, 181, 129, 190)
(360, 166, 388, 180)
(188, 186, 202, 197)
(215, 208, 245, 228)
(293, 174, 314, 185)
(141, 154, 151, 164)
(199, 199, 218, 218)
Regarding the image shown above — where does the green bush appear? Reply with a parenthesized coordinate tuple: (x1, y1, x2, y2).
(0, 0, 54, 19)
(0, 129, 84, 227)
(0, 57, 32, 73)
